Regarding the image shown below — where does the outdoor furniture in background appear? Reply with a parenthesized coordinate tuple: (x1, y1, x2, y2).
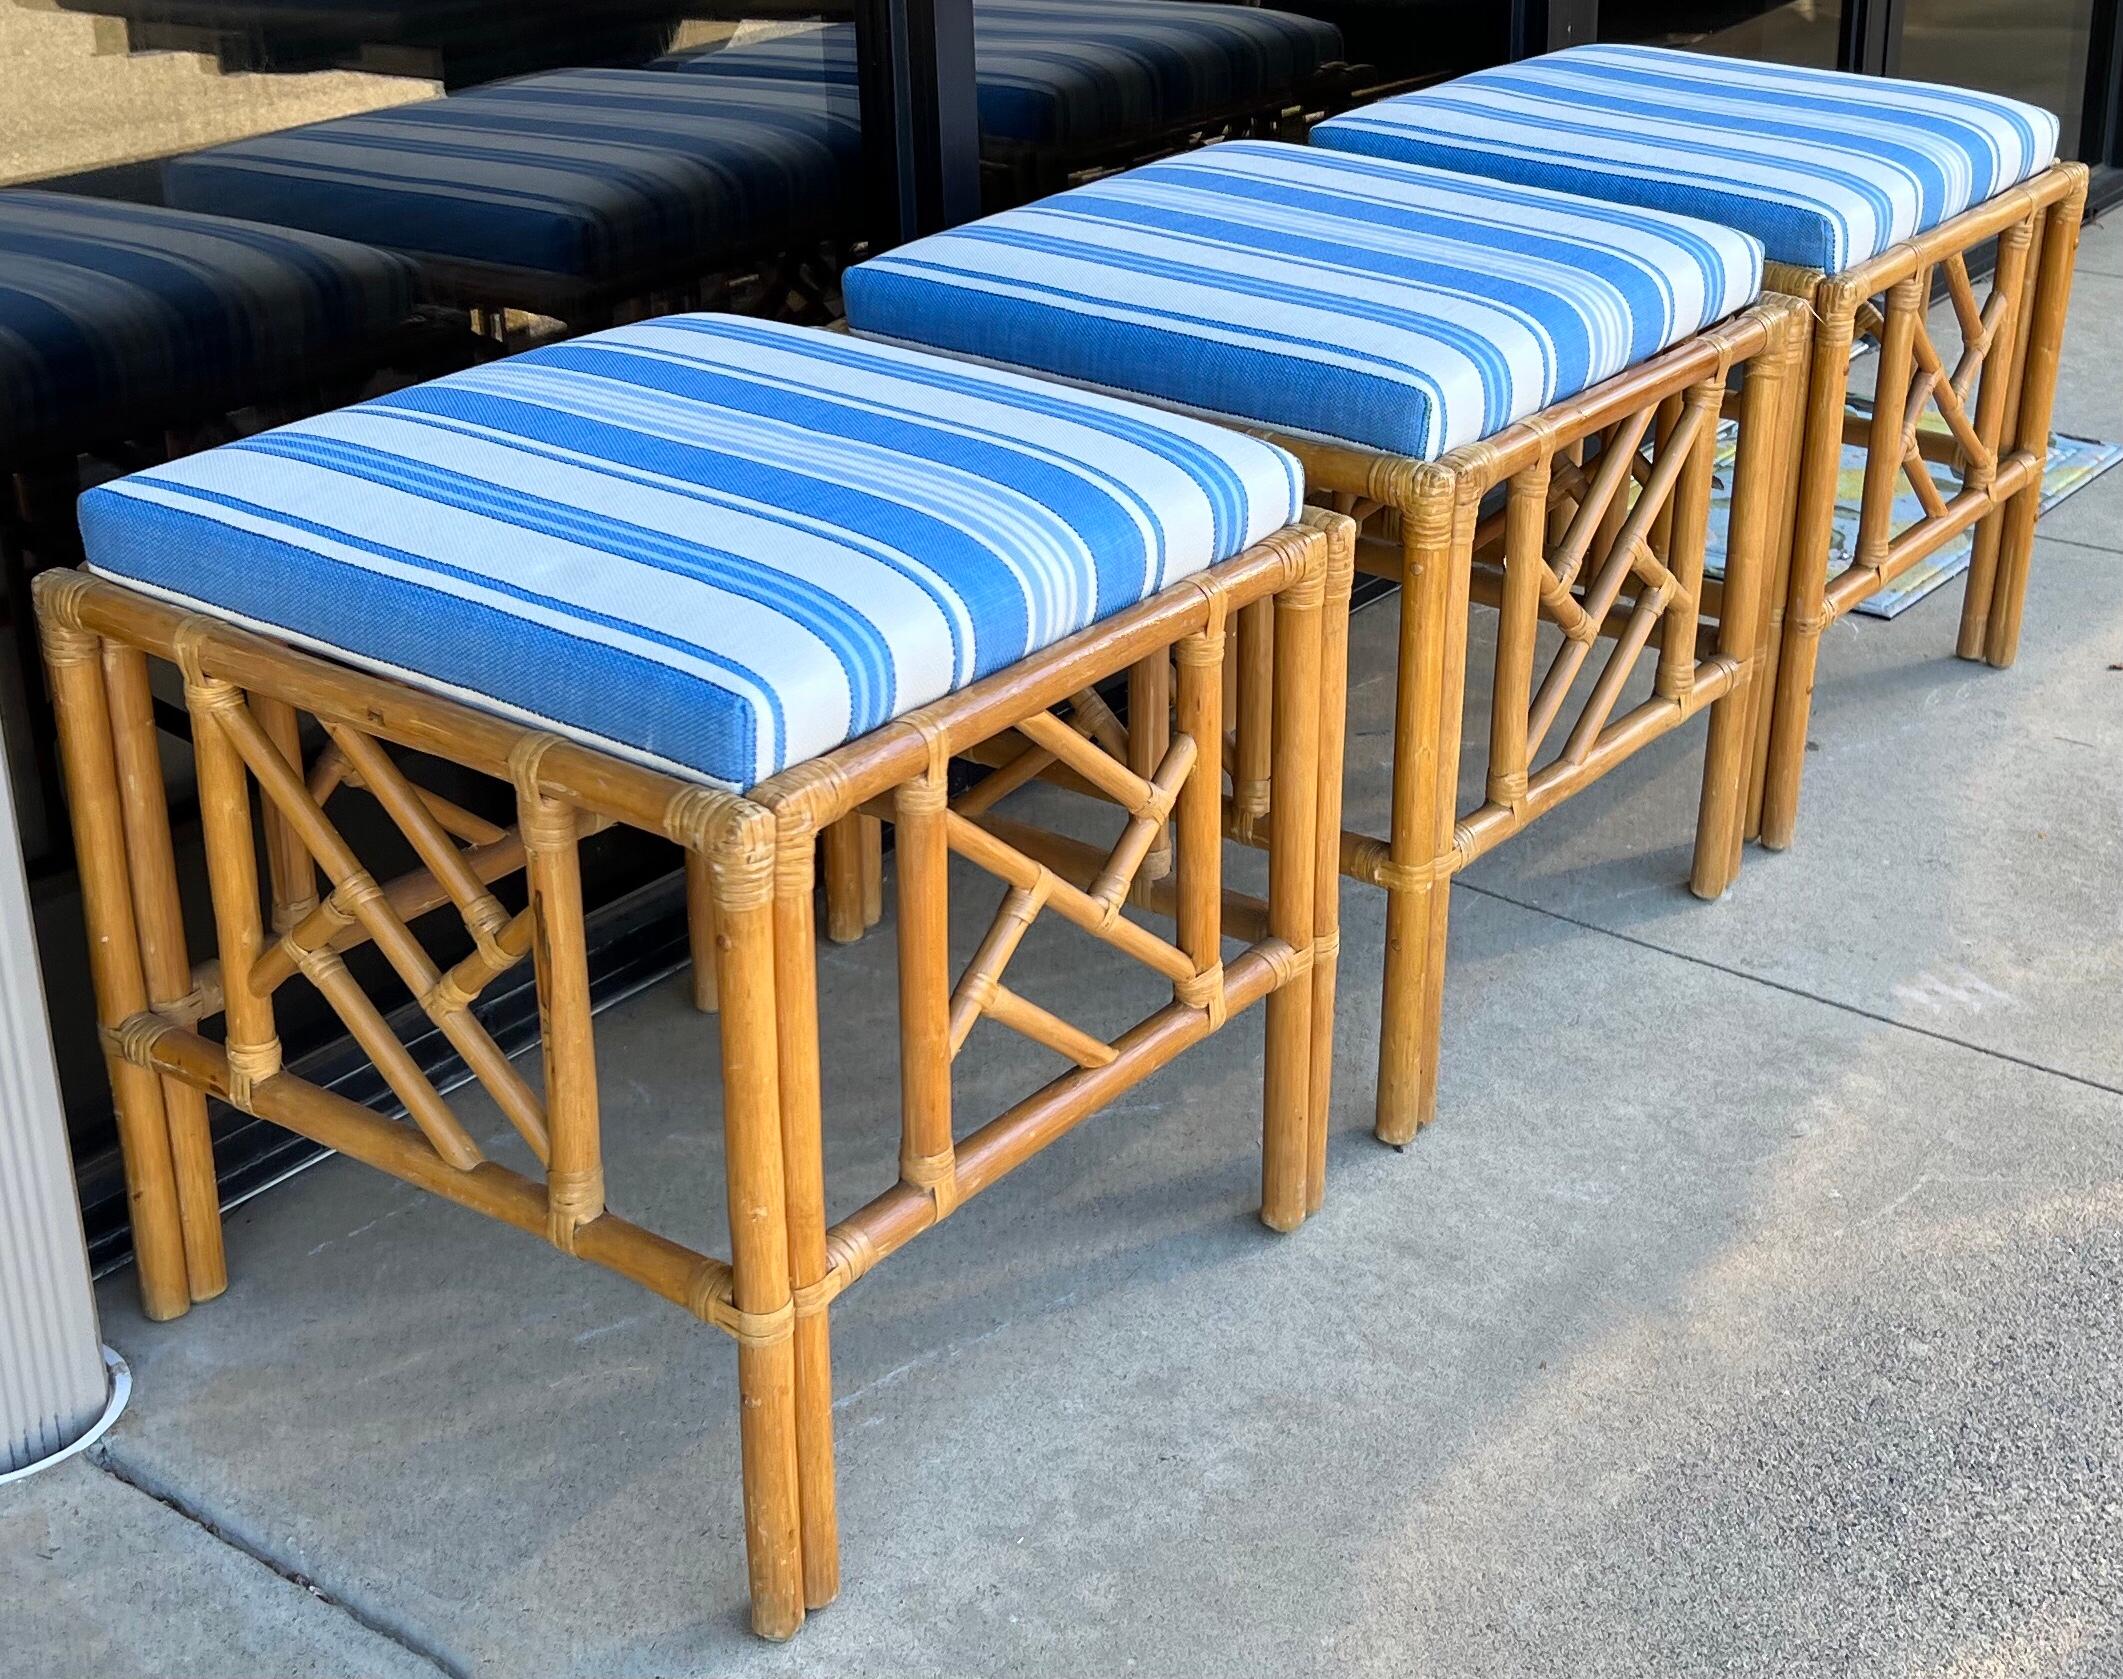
(163, 69, 867, 331)
(41, 314, 1348, 1636)
(654, 0, 1349, 198)
(0, 190, 421, 862)
(1311, 45, 2091, 847)
(843, 139, 1808, 1143)
(49, 0, 691, 87)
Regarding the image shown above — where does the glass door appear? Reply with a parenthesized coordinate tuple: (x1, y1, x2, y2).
(1897, 0, 2097, 156)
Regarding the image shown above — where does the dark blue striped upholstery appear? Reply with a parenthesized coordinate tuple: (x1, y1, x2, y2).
(164, 70, 862, 287)
(656, 2, 1342, 147)
(0, 191, 416, 453)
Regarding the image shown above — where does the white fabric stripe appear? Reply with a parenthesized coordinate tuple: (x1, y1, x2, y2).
(86, 567, 742, 788)
(114, 453, 847, 778)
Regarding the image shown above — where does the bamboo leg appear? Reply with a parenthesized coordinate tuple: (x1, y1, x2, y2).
(1128, 650, 1173, 898)
(894, 772, 956, 1207)
(1759, 282, 1860, 851)
(1740, 315, 1810, 853)
(820, 814, 867, 944)
(772, 822, 838, 1610)
(1303, 517, 1353, 1216)
(859, 814, 884, 928)
(1260, 550, 1324, 1232)
(1985, 174, 2087, 669)
(1375, 470, 1460, 1146)
(1956, 217, 2037, 657)
(518, 774, 602, 1251)
(103, 642, 226, 1300)
(1695, 310, 1800, 897)
(712, 817, 804, 1641)
(1233, 598, 1273, 821)
(41, 605, 190, 1321)
(686, 848, 719, 1014)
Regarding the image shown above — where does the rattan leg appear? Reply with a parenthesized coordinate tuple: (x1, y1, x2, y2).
(770, 818, 839, 1610)
(1259, 551, 1324, 1231)
(1304, 518, 1354, 1215)
(39, 593, 191, 1321)
(686, 848, 719, 1014)
(1375, 468, 1460, 1147)
(711, 816, 805, 1640)
(1759, 281, 1860, 851)
(103, 642, 227, 1301)
(1695, 308, 1804, 898)
(1983, 169, 2088, 670)
(1956, 216, 2038, 657)
(821, 814, 868, 944)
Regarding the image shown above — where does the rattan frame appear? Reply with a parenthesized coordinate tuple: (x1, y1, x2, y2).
(1747, 161, 2091, 847)
(832, 296, 1811, 1142)
(38, 507, 1348, 1639)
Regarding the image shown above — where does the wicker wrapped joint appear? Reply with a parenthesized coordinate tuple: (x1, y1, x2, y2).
(42, 316, 1349, 1638)
(842, 139, 1810, 1142)
(1313, 44, 2090, 847)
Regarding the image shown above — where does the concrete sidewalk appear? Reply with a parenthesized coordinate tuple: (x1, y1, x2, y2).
(11, 222, 2121, 1677)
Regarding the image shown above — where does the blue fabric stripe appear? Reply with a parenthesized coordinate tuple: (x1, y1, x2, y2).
(76, 314, 1301, 788)
(844, 139, 1761, 460)
(1311, 45, 2060, 271)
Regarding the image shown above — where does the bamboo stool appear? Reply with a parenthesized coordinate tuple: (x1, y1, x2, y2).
(842, 139, 1810, 1141)
(1311, 46, 2092, 846)
(46, 315, 1347, 1638)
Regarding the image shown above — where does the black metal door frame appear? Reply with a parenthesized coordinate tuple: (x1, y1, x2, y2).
(854, 0, 983, 246)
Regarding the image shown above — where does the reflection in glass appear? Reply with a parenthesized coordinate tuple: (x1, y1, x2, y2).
(1900, 0, 2090, 155)
(1599, 0, 1843, 68)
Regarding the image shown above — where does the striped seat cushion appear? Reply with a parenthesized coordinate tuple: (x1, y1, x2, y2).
(0, 191, 415, 453)
(1311, 45, 2060, 273)
(657, 2, 1340, 148)
(163, 70, 862, 285)
(76, 316, 1301, 788)
(842, 140, 1762, 461)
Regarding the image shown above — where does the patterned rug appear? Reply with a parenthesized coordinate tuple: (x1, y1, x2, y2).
(1703, 405, 2121, 618)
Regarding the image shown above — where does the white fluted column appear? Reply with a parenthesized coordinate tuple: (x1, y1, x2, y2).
(0, 740, 111, 1476)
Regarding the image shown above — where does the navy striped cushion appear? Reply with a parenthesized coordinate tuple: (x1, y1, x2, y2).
(164, 70, 861, 283)
(843, 140, 1762, 461)
(1312, 45, 2060, 272)
(0, 192, 415, 452)
(658, 2, 1340, 147)
(76, 316, 1302, 788)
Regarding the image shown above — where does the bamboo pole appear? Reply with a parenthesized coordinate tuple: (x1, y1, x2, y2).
(102, 642, 226, 1301)
(710, 814, 804, 1641)
(768, 819, 838, 1611)
(39, 599, 190, 1321)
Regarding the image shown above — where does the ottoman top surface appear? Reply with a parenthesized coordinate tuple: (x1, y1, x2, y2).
(77, 315, 1301, 789)
(1312, 44, 2060, 273)
(843, 139, 1762, 460)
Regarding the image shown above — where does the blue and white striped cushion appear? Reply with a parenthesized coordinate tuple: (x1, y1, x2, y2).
(842, 139, 1762, 461)
(1311, 45, 2060, 273)
(657, 2, 1340, 147)
(164, 70, 862, 283)
(0, 191, 415, 452)
(76, 316, 1302, 788)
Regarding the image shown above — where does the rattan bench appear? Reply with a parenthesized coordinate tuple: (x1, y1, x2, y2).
(1313, 44, 2090, 847)
(843, 137, 1809, 1144)
(41, 314, 1347, 1638)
